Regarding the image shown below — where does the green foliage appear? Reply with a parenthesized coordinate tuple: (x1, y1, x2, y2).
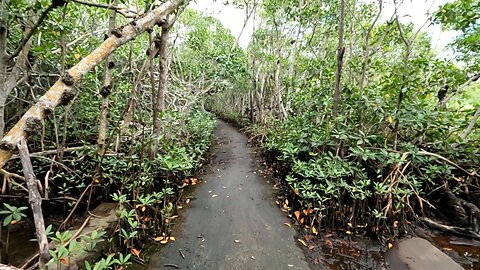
(434, 0, 480, 69)
(174, 8, 250, 94)
(259, 107, 478, 234)
(0, 203, 28, 226)
(207, 0, 480, 237)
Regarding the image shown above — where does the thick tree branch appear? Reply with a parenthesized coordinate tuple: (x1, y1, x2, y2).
(439, 73, 480, 108)
(459, 106, 480, 140)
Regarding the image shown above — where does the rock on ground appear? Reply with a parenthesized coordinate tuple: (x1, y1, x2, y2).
(385, 237, 463, 270)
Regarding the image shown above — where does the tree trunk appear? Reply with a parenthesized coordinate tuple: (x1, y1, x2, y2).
(98, 1, 117, 156)
(17, 139, 50, 267)
(0, 18, 33, 137)
(332, 0, 346, 118)
(274, 58, 286, 120)
(0, 0, 188, 167)
(152, 25, 170, 149)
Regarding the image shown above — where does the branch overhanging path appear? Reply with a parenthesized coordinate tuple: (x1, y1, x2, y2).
(0, 0, 189, 168)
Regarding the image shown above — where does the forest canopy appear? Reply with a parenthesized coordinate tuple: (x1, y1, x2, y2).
(0, 0, 479, 268)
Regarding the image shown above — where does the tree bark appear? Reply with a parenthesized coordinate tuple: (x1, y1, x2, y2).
(0, 264, 22, 270)
(332, 0, 346, 118)
(438, 73, 480, 108)
(17, 139, 50, 267)
(0, 9, 33, 137)
(0, 0, 189, 168)
(459, 106, 480, 140)
(98, 1, 117, 156)
(152, 25, 170, 148)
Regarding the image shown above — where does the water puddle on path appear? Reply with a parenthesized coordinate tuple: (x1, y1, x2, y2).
(299, 231, 480, 270)
(1, 223, 37, 266)
(429, 235, 480, 269)
(300, 232, 387, 270)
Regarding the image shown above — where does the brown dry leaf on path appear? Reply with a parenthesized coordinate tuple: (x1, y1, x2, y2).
(284, 222, 292, 227)
(212, 194, 218, 198)
(191, 178, 199, 185)
(298, 239, 308, 247)
(131, 248, 141, 257)
(154, 236, 164, 242)
(294, 210, 301, 220)
(312, 227, 318, 235)
(234, 239, 241, 243)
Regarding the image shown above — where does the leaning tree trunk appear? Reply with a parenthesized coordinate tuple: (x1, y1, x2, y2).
(17, 139, 50, 267)
(0, 0, 189, 168)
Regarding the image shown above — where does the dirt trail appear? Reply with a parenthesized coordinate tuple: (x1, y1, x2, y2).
(148, 120, 311, 270)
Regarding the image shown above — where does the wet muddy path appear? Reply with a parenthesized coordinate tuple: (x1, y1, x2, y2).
(147, 120, 311, 269)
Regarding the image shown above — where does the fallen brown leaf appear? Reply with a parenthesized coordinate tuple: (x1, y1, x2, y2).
(294, 210, 301, 220)
(298, 239, 307, 247)
(154, 236, 164, 242)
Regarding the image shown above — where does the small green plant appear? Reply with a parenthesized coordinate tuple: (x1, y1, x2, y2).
(0, 203, 29, 263)
(81, 230, 107, 252)
(0, 203, 28, 226)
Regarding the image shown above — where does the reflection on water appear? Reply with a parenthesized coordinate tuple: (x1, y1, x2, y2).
(430, 235, 480, 270)
(1, 222, 38, 267)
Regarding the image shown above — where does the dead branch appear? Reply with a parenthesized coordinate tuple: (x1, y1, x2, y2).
(420, 217, 480, 240)
(8, 146, 89, 161)
(17, 138, 50, 267)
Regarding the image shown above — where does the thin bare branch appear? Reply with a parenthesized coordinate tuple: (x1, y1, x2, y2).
(71, 0, 138, 18)
(8, 4, 55, 60)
